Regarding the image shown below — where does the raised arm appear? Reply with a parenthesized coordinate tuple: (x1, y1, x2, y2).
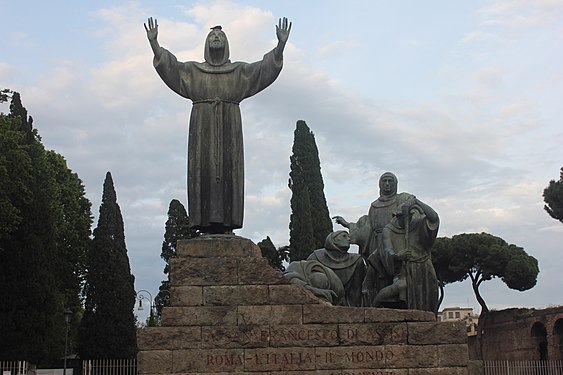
(332, 215, 351, 229)
(274, 17, 292, 59)
(411, 198, 439, 224)
(144, 17, 162, 59)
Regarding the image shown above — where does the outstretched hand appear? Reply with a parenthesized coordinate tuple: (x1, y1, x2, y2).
(144, 17, 158, 41)
(276, 17, 292, 43)
(332, 215, 349, 227)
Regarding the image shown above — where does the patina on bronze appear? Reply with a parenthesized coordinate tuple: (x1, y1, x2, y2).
(306, 231, 367, 307)
(372, 198, 440, 313)
(145, 17, 291, 234)
(334, 173, 440, 312)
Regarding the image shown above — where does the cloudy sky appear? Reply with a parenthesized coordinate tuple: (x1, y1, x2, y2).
(2, 0, 562, 319)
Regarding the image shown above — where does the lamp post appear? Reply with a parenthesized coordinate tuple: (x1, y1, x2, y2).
(63, 309, 72, 375)
(136, 289, 170, 326)
(136, 289, 155, 326)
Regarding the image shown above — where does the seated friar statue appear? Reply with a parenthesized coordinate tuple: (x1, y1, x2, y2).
(284, 260, 344, 304)
(306, 230, 367, 307)
(369, 198, 440, 314)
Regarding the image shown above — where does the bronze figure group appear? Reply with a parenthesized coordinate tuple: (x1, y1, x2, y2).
(286, 172, 440, 314)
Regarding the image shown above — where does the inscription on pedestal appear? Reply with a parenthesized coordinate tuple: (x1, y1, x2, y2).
(341, 323, 408, 345)
(271, 325, 339, 346)
(198, 347, 396, 371)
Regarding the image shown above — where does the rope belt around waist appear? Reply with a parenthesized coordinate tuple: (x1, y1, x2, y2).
(191, 98, 240, 183)
(407, 253, 430, 263)
(192, 98, 240, 105)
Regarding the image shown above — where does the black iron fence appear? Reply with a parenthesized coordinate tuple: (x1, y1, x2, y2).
(0, 361, 29, 375)
(5, 359, 562, 375)
(81, 360, 136, 375)
(484, 360, 563, 375)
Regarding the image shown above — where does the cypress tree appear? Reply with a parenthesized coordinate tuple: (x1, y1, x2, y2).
(78, 172, 137, 359)
(0, 93, 60, 363)
(8, 92, 34, 143)
(288, 120, 333, 261)
(155, 199, 196, 317)
(288, 170, 315, 261)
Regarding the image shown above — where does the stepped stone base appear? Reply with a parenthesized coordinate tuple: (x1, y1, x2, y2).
(138, 235, 469, 374)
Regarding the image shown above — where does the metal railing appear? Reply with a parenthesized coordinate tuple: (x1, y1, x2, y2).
(0, 361, 28, 375)
(484, 360, 563, 375)
(81, 360, 136, 375)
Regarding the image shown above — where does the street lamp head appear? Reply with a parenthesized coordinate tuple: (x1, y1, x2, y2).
(64, 308, 73, 324)
(137, 289, 154, 311)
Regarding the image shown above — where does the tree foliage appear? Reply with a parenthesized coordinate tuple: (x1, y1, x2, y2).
(257, 236, 288, 272)
(47, 151, 93, 352)
(0, 92, 92, 364)
(78, 172, 137, 358)
(431, 237, 466, 309)
(288, 120, 333, 261)
(0, 88, 11, 103)
(431, 232, 539, 314)
(0, 107, 59, 363)
(0, 115, 29, 239)
(155, 199, 197, 317)
(543, 167, 563, 223)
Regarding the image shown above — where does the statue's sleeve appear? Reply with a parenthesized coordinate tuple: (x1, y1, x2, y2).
(411, 207, 439, 249)
(153, 47, 191, 99)
(349, 215, 371, 253)
(306, 251, 317, 261)
(424, 214, 440, 248)
(239, 48, 283, 98)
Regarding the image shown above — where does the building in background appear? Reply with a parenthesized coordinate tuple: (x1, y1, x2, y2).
(478, 306, 563, 361)
(438, 307, 479, 336)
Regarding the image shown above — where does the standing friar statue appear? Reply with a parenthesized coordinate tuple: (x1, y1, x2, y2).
(333, 172, 414, 259)
(144, 17, 291, 234)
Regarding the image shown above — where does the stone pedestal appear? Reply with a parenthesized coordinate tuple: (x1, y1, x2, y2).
(138, 236, 469, 374)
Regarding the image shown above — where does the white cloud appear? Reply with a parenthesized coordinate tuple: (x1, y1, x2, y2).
(478, 0, 563, 29)
(0, 63, 16, 82)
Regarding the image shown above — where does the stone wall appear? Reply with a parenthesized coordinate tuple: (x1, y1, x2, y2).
(477, 307, 563, 361)
(138, 236, 470, 374)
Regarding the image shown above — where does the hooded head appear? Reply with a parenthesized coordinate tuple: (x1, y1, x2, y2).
(324, 230, 351, 254)
(204, 25, 230, 66)
(379, 172, 398, 199)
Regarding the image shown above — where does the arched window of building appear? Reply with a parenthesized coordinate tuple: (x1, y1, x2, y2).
(553, 318, 563, 361)
(531, 321, 548, 360)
